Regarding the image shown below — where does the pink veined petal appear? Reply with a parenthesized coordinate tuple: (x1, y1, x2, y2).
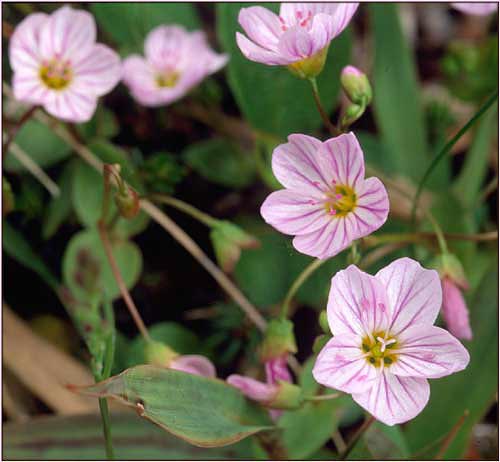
(236, 32, 292, 65)
(292, 217, 349, 259)
(279, 3, 317, 26)
(352, 371, 430, 426)
(277, 26, 315, 60)
(43, 88, 97, 123)
(376, 258, 442, 336)
(170, 355, 216, 378)
(272, 134, 328, 197)
(324, 3, 359, 38)
(226, 375, 277, 402)
(441, 278, 473, 340)
(72, 44, 121, 97)
(238, 6, 282, 50)
(9, 12, 48, 72)
(12, 70, 48, 104)
(312, 335, 378, 393)
(144, 25, 187, 71)
(260, 189, 329, 236)
(122, 55, 162, 106)
(327, 264, 392, 337)
(352, 177, 390, 236)
(320, 132, 365, 189)
(451, 2, 498, 15)
(205, 51, 229, 75)
(265, 356, 292, 384)
(389, 325, 470, 379)
(307, 13, 337, 55)
(39, 6, 96, 63)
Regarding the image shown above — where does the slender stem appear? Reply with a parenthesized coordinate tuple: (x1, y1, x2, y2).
(305, 392, 342, 401)
(3, 105, 37, 156)
(364, 230, 498, 247)
(339, 415, 376, 460)
(98, 398, 115, 460)
(150, 194, 219, 228)
(478, 176, 498, 203)
(358, 243, 407, 270)
(98, 222, 152, 342)
(309, 77, 340, 136)
(281, 258, 327, 319)
(411, 91, 498, 226)
(425, 210, 448, 254)
(434, 410, 469, 459)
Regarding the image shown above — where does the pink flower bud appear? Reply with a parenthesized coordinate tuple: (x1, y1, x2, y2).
(170, 355, 217, 378)
(265, 356, 292, 385)
(340, 65, 372, 105)
(226, 375, 278, 403)
(441, 277, 473, 341)
(342, 65, 364, 77)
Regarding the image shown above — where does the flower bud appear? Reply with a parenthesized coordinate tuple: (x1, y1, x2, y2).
(170, 354, 217, 378)
(268, 380, 303, 410)
(318, 310, 330, 334)
(114, 185, 140, 219)
(210, 221, 260, 273)
(340, 65, 372, 105)
(287, 46, 329, 79)
(259, 319, 297, 362)
(144, 340, 179, 367)
(442, 277, 473, 340)
(431, 253, 469, 290)
(3, 177, 14, 216)
(341, 103, 366, 129)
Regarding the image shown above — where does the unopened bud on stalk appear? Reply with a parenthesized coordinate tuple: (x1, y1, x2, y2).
(259, 319, 297, 362)
(431, 253, 469, 289)
(340, 65, 372, 105)
(115, 185, 140, 219)
(144, 340, 179, 367)
(318, 310, 330, 334)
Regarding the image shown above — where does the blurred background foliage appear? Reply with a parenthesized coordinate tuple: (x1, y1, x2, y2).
(2, 2, 498, 460)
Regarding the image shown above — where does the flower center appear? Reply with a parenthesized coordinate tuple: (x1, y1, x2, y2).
(279, 10, 313, 31)
(362, 332, 398, 367)
(323, 183, 357, 218)
(156, 70, 180, 88)
(39, 59, 72, 90)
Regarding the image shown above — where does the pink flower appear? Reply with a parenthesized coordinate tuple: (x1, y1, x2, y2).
(226, 375, 279, 404)
(260, 132, 389, 259)
(313, 258, 470, 426)
(169, 354, 216, 378)
(451, 3, 498, 15)
(265, 356, 292, 384)
(9, 6, 121, 122)
(441, 277, 473, 341)
(122, 25, 228, 107)
(236, 3, 358, 67)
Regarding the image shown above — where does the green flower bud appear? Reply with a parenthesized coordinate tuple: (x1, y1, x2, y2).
(144, 340, 179, 367)
(319, 310, 330, 334)
(341, 103, 366, 129)
(287, 46, 329, 79)
(340, 65, 372, 105)
(114, 185, 140, 219)
(267, 381, 304, 410)
(430, 253, 469, 290)
(259, 319, 297, 362)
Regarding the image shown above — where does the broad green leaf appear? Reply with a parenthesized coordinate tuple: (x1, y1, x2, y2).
(4, 412, 254, 460)
(453, 101, 497, 208)
(4, 120, 72, 172)
(404, 259, 498, 458)
(127, 322, 201, 367)
(183, 138, 256, 189)
(3, 220, 59, 290)
(42, 159, 77, 239)
(76, 365, 273, 447)
(216, 3, 351, 139)
(91, 3, 200, 54)
(62, 228, 142, 302)
(369, 4, 429, 182)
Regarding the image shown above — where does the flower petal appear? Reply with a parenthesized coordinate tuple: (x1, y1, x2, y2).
(352, 371, 430, 426)
(326, 264, 391, 336)
(352, 177, 389, 235)
(277, 27, 315, 60)
(320, 132, 365, 189)
(12, 71, 48, 104)
(389, 325, 470, 379)
(43, 88, 97, 123)
(226, 375, 277, 402)
(451, 2, 498, 15)
(9, 12, 47, 72)
(376, 258, 442, 335)
(39, 6, 96, 63)
(144, 25, 188, 71)
(313, 335, 377, 393)
(272, 134, 328, 197)
(73, 44, 121, 97)
(441, 278, 473, 340)
(260, 189, 328, 236)
(170, 355, 216, 378)
(238, 6, 281, 50)
(265, 357, 292, 384)
(236, 32, 291, 65)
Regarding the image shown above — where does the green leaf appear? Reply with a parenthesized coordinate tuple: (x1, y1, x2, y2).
(183, 138, 256, 189)
(3, 220, 59, 290)
(369, 3, 429, 181)
(4, 120, 72, 172)
(453, 101, 497, 208)
(42, 159, 76, 239)
(72, 158, 149, 238)
(76, 365, 273, 447)
(91, 3, 200, 54)
(127, 322, 201, 367)
(404, 259, 498, 458)
(77, 106, 119, 141)
(216, 3, 351, 139)
(62, 228, 142, 302)
(4, 412, 254, 460)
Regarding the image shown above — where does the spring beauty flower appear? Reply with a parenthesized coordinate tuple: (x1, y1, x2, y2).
(313, 258, 470, 426)
(9, 6, 121, 122)
(260, 132, 389, 259)
(122, 25, 228, 107)
(236, 3, 358, 78)
(451, 3, 498, 16)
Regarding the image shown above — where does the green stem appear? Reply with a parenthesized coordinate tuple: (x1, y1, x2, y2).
(364, 230, 498, 246)
(411, 91, 498, 227)
(309, 78, 340, 136)
(150, 194, 219, 228)
(98, 398, 115, 460)
(339, 415, 376, 460)
(281, 258, 327, 319)
(305, 392, 342, 402)
(425, 211, 448, 254)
